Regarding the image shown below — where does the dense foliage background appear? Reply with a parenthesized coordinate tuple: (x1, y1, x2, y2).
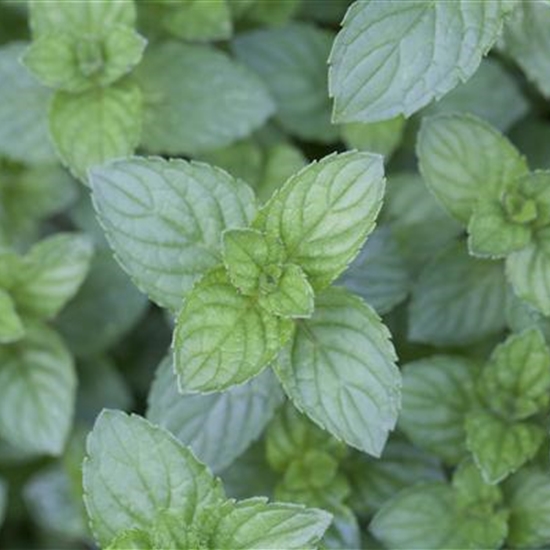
(1, 0, 550, 549)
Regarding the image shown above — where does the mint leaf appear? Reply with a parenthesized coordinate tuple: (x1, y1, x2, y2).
(174, 268, 293, 392)
(12, 233, 93, 320)
(233, 23, 338, 143)
(507, 227, 550, 315)
(147, 357, 284, 473)
(50, 78, 142, 182)
(465, 410, 545, 484)
(505, 467, 550, 549)
(259, 264, 314, 319)
(212, 497, 332, 550)
(0, 322, 76, 455)
(0, 42, 56, 164)
(480, 328, 550, 421)
(468, 199, 532, 258)
(338, 226, 410, 315)
(137, 42, 274, 155)
(0, 289, 24, 343)
(275, 287, 400, 457)
(502, 1, 550, 98)
(341, 117, 405, 160)
(256, 152, 385, 291)
(83, 410, 225, 547)
(418, 114, 529, 223)
(409, 242, 507, 345)
(400, 356, 479, 464)
(329, 1, 510, 123)
(90, 157, 256, 312)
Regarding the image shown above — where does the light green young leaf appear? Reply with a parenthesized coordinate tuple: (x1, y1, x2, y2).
(329, 1, 511, 123)
(256, 152, 385, 291)
(505, 467, 550, 549)
(0, 289, 24, 343)
(233, 23, 338, 143)
(29, 0, 136, 37)
(422, 58, 528, 131)
(50, 78, 142, 182)
(480, 328, 550, 421)
(417, 113, 529, 223)
(465, 411, 545, 484)
(83, 410, 225, 547)
(0, 322, 76, 456)
(409, 242, 507, 346)
(501, 1, 550, 98)
(90, 156, 256, 312)
(13, 233, 93, 320)
(275, 287, 400, 457)
(341, 117, 405, 160)
(400, 356, 479, 464)
(137, 42, 274, 155)
(147, 357, 284, 473)
(507, 227, 550, 315)
(338, 226, 410, 315)
(259, 264, 314, 319)
(468, 200, 532, 258)
(212, 497, 332, 550)
(0, 42, 56, 164)
(174, 268, 293, 393)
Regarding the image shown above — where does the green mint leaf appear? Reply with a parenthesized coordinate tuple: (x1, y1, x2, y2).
(90, 157, 256, 312)
(106, 529, 151, 550)
(341, 117, 405, 160)
(240, 0, 302, 26)
(417, 113, 529, 224)
(50, 78, 142, 182)
(222, 228, 283, 295)
(329, 1, 510, 123)
(233, 23, 338, 143)
(0, 322, 76, 456)
(29, 0, 136, 37)
(502, 1, 550, 98)
(259, 264, 314, 319)
(400, 356, 479, 464)
(480, 328, 550, 421)
(0, 250, 21, 290)
(505, 286, 550, 340)
(55, 248, 148, 357)
(465, 410, 545, 484)
(274, 287, 400, 457)
(136, 41, 274, 156)
(147, 357, 284, 473)
(507, 227, 550, 315)
(0, 42, 56, 164)
(12, 233, 93, 320)
(409, 242, 507, 346)
(0, 289, 24, 344)
(212, 497, 332, 550)
(161, 0, 232, 42)
(256, 151, 385, 291)
(422, 58, 529, 132)
(468, 199, 532, 258)
(338, 226, 411, 315)
(174, 268, 293, 392)
(504, 467, 550, 549)
(345, 437, 445, 515)
(83, 410, 225, 547)
(452, 459, 503, 511)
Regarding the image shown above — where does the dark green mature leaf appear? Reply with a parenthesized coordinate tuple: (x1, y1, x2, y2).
(137, 41, 274, 155)
(233, 23, 338, 143)
(91, 156, 256, 312)
(275, 287, 400, 457)
(400, 356, 479, 464)
(0, 322, 76, 456)
(0, 477, 6, 528)
(147, 357, 284, 473)
(83, 411, 225, 547)
(329, 0, 512, 123)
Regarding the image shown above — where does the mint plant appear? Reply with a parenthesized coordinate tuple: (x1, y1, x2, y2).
(3, 1, 550, 549)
